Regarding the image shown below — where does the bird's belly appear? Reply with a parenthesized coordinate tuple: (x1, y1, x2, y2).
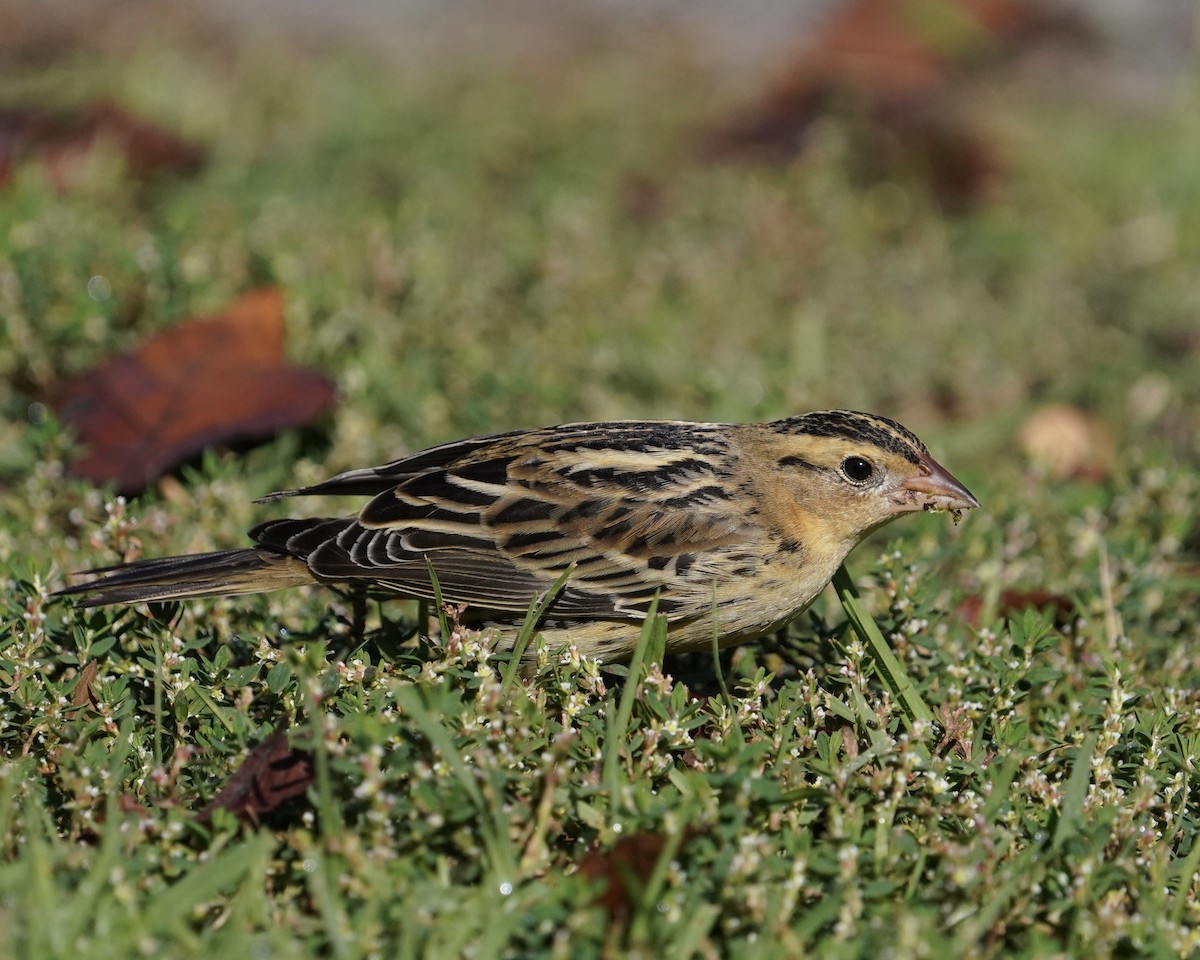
(482, 570, 826, 662)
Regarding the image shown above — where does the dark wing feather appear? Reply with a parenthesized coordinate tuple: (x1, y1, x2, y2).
(257, 420, 732, 500)
(255, 431, 529, 501)
(254, 422, 761, 620)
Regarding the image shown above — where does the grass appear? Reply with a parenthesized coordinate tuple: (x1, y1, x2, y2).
(3, 12, 1200, 958)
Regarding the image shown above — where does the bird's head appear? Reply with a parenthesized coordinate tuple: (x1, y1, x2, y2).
(761, 410, 979, 553)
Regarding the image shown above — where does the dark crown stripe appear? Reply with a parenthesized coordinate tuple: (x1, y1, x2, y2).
(773, 410, 927, 464)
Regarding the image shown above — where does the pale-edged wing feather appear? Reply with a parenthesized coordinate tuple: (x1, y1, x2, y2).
(255, 431, 528, 501)
(252, 421, 761, 620)
(258, 421, 731, 500)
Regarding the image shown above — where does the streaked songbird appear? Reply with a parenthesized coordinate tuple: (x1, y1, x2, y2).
(56, 410, 979, 660)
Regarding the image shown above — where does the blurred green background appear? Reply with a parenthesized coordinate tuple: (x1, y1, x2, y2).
(3, 2, 1200, 956)
(2, 0, 1197, 476)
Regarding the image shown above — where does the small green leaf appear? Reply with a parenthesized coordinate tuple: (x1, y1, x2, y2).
(266, 662, 293, 693)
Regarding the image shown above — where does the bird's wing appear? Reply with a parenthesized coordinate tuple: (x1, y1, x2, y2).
(254, 422, 761, 620)
(255, 430, 530, 500)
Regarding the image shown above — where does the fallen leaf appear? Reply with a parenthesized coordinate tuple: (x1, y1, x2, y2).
(67, 659, 100, 718)
(195, 726, 315, 827)
(77, 793, 153, 844)
(0, 100, 204, 191)
(52, 287, 337, 494)
(702, 0, 1087, 205)
(579, 831, 694, 922)
(1017, 404, 1113, 481)
(958, 588, 1075, 628)
(118, 794, 151, 818)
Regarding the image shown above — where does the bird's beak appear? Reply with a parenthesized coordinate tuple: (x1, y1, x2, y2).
(893, 454, 980, 514)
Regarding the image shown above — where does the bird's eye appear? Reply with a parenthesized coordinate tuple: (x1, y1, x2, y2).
(840, 456, 874, 483)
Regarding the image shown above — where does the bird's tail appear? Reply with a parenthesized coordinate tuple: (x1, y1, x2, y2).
(54, 548, 315, 607)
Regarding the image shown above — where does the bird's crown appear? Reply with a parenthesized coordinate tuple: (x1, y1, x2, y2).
(771, 410, 930, 465)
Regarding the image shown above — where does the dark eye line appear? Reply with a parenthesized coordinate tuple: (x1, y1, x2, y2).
(776, 455, 827, 472)
(777, 454, 881, 485)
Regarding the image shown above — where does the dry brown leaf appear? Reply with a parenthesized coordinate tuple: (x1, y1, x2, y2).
(1017, 404, 1113, 481)
(579, 832, 694, 923)
(52, 287, 336, 494)
(195, 726, 315, 827)
(0, 100, 204, 191)
(958, 588, 1076, 628)
(702, 0, 1087, 205)
(67, 659, 100, 718)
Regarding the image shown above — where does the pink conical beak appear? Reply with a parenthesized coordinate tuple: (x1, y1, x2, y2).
(894, 454, 980, 514)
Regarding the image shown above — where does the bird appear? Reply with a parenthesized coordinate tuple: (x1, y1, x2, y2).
(56, 410, 978, 661)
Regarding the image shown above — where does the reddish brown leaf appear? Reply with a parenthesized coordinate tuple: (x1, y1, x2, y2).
(195, 727, 315, 827)
(84, 101, 206, 179)
(958, 588, 1075, 628)
(579, 832, 694, 922)
(117, 794, 150, 818)
(52, 288, 336, 494)
(67, 659, 100, 718)
(0, 100, 204, 191)
(77, 793, 153, 844)
(702, 0, 1087, 205)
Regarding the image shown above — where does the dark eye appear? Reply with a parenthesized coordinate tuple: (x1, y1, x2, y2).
(840, 456, 874, 483)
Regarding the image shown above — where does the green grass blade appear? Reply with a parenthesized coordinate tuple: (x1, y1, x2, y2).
(143, 835, 274, 933)
(500, 565, 573, 693)
(832, 564, 934, 731)
(709, 584, 743, 744)
(603, 597, 665, 817)
(1170, 828, 1200, 925)
(394, 685, 483, 806)
(424, 558, 451, 640)
(1052, 733, 1097, 852)
(394, 684, 517, 881)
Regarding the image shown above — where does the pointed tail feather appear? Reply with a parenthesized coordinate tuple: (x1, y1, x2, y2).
(54, 548, 315, 607)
